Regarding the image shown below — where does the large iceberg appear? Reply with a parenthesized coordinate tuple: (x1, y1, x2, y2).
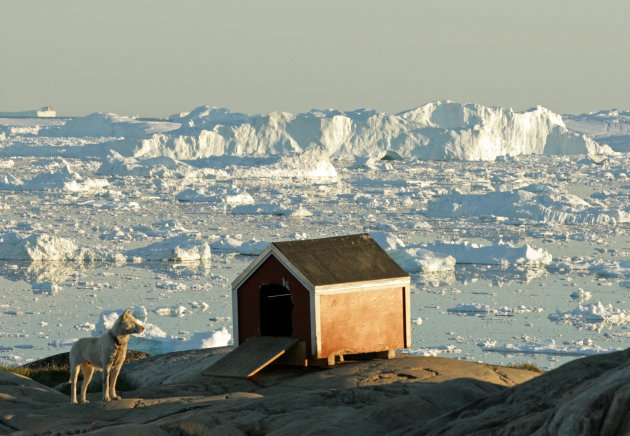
(38, 101, 612, 161)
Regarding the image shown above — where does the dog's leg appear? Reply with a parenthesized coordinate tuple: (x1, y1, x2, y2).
(80, 362, 95, 404)
(108, 362, 123, 401)
(70, 359, 81, 405)
(102, 366, 111, 402)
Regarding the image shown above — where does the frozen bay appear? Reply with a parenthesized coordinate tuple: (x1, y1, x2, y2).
(0, 106, 629, 371)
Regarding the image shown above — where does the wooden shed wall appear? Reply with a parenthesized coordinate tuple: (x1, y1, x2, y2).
(236, 254, 312, 354)
(318, 286, 407, 358)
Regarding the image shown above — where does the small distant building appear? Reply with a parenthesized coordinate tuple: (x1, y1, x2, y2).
(231, 233, 411, 365)
(0, 106, 56, 118)
(36, 106, 56, 117)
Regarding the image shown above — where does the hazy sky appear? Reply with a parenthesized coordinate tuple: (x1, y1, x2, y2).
(2, 1, 629, 117)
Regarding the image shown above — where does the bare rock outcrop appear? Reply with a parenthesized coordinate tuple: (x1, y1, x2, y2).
(408, 348, 630, 435)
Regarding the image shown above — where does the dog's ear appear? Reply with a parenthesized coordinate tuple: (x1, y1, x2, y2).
(122, 309, 131, 318)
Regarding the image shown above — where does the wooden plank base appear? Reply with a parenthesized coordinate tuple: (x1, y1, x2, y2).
(202, 336, 299, 379)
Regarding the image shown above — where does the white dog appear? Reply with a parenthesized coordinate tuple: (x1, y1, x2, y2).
(69, 309, 145, 404)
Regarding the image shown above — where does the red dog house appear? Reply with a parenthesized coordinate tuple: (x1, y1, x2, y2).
(231, 233, 411, 365)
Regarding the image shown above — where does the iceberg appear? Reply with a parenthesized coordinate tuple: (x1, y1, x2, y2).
(118, 101, 613, 161)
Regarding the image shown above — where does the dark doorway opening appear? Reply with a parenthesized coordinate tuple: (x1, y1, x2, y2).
(260, 284, 294, 337)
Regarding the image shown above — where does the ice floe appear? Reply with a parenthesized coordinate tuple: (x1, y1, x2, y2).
(404, 345, 462, 357)
(548, 302, 630, 327)
(93, 308, 231, 354)
(0, 232, 123, 263)
(570, 288, 593, 301)
(153, 305, 187, 317)
(372, 231, 550, 272)
(0, 161, 108, 192)
(479, 338, 620, 356)
(370, 231, 455, 273)
(448, 303, 544, 314)
(96, 152, 190, 178)
(210, 235, 269, 256)
(425, 185, 618, 225)
(421, 240, 553, 265)
(231, 203, 291, 216)
(126, 236, 211, 262)
(231, 149, 338, 181)
(548, 259, 630, 278)
(391, 248, 457, 273)
(176, 187, 254, 205)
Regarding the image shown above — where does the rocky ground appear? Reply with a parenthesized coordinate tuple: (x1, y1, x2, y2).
(1, 347, 628, 435)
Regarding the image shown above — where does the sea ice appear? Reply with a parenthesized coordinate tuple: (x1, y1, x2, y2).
(419, 240, 552, 265)
(39, 112, 178, 138)
(563, 109, 630, 152)
(425, 186, 617, 225)
(210, 235, 269, 256)
(126, 236, 211, 262)
(447, 304, 543, 314)
(479, 338, 620, 356)
(391, 248, 457, 273)
(96, 152, 189, 178)
(153, 305, 187, 317)
(0, 161, 108, 192)
(548, 302, 630, 326)
(92, 308, 231, 354)
(404, 345, 462, 357)
(176, 187, 255, 205)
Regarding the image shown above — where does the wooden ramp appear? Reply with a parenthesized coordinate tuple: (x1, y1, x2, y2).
(202, 336, 299, 379)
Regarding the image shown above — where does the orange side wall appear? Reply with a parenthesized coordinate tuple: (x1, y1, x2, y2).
(236, 255, 312, 354)
(318, 286, 406, 358)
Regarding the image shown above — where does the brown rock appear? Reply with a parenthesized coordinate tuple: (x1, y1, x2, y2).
(407, 348, 630, 435)
(0, 348, 548, 435)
